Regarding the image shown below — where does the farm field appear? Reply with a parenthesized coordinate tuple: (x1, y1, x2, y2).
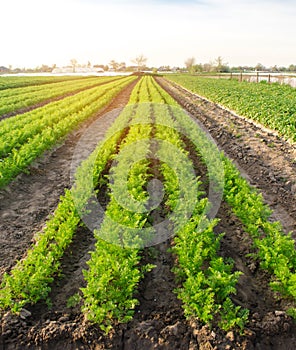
(0, 74, 296, 349)
(0, 76, 84, 91)
(165, 75, 296, 143)
(0, 75, 124, 119)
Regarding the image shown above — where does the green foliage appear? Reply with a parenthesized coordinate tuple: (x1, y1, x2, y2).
(223, 156, 296, 312)
(67, 293, 82, 308)
(287, 308, 296, 319)
(0, 190, 80, 311)
(0, 76, 121, 116)
(172, 214, 247, 331)
(145, 79, 248, 332)
(0, 76, 79, 90)
(219, 298, 250, 332)
(81, 240, 153, 332)
(0, 76, 137, 188)
(167, 75, 296, 143)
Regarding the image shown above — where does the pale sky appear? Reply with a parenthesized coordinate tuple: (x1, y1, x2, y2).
(1, 0, 295, 69)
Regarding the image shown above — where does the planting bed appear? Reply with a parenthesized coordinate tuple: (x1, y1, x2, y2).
(0, 75, 296, 350)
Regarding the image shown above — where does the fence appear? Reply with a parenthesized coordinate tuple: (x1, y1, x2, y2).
(213, 72, 296, 88)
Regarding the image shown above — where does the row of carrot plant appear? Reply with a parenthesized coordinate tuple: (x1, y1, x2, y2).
(160, 75, 296, 317)
(0, 76, 145, 313)
(82, 78, 156, 332)
(0, 76, 136, 188)
(0, 76, 123, 116)
(223, 158, 296, 318)
(165, 74, 296, 143)
(0, 75, 81, 90)
(150, 78, 249, 331)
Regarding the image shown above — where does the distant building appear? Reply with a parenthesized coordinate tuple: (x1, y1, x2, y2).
(94, 67, 104, 73)
(52, 66, 104, 74)
(93, 65, 105, 73)
(0, 66, 9, 73)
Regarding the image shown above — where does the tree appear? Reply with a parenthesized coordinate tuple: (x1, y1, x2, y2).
(40, 64, 51, 72)
(132, 54, 147, 71)
(255, 63, 266, 72)
(109, 60, 119, 70)
(118, 62, 126, 71)
(70, 59, 78, 73)
(213, 56, 229, 73)
(203, 63, 212, 73)
(193, 63, 203, 73)
(185, 57, 196, 74)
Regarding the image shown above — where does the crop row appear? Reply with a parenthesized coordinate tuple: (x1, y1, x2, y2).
(223, 158, 296, 317)
(166, 75, 296, 143)
(0, 76, 136, 188)
(0, 75, 81, 90)
(0, 76, 146, 313)
(149, 78, 249, 331)
(0, 76, 123, 116)
(160, 76, 296, 316)
(82, 78, 156, 331)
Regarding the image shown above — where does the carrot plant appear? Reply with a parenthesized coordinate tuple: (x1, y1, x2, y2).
(0, 76, 122, 116)
(0, 76, 137, 188)
(147, 78, 249, 331)
(223, 157, 296, 314)
(0, 75, 79, 90)
(0, 78, 139, 311)
(82, 77, 156, 330)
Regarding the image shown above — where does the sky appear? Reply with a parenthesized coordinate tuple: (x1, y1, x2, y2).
(1, 0, 296, 69)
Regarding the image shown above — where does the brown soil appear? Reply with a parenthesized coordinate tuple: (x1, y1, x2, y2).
(1, 76, 296, 350)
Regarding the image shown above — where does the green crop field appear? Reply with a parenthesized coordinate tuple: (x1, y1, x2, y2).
(0, 74, 295, 349)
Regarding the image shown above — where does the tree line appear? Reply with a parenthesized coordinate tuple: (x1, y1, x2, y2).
(184, 57, 296, 73)
(1, 54, 296, 74)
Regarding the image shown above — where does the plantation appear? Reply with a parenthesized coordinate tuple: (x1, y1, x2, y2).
(165, 75, 296, 143)
(0, 76, 123, 117)
(0, 74, 295, 349)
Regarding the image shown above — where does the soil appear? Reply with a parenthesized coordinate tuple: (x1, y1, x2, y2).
(1, 76, 296, 349)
